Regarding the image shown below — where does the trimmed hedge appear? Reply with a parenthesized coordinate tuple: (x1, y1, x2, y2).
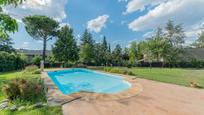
(0, 51, 27, 72)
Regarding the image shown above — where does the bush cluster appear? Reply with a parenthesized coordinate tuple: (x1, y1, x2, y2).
(2, 78, 45, 102)
(0, 51, 27, 72)
(190, 59, 204, 68)
(31, 55, 42, 65)
(24, 65, 39, 72)
(23, 65, 41, 75)
(103, 67, 134, 75)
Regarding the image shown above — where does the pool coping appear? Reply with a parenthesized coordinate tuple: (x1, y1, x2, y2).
(42, 68, 143, 105)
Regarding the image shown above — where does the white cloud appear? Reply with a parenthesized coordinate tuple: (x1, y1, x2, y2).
(3, 0, 67, 22)
(143, 31, 154, 38)
(123, 0, 166, 15)
(87, 15, 109, 33)
(128, 0, 204, 32)
(184, 23, 204, 45)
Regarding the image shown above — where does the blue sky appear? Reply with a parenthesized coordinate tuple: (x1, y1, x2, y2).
(4, 0, 204, 50)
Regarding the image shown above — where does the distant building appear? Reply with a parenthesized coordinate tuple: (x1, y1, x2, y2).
(180, 48, 204, 62)
(17, 49, 51, 61)
(142, 48, 204, 62)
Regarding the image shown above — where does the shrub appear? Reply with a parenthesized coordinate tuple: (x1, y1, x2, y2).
(25, 65, 39, 72)
(103, 67, 127, 74)
(2, 79, 20, 100)
(63, 62, 75, 68)
(128, 71, 134, 76)
(32, 55, 42, 65)
(103, 67, 135, 76)
(46, 54, 56, 66)
(190, 59, 204, 68)
(32, 69, 41, 74)
(109, 68, 123, 74)
(0, 51, 27, 72)
(2, 78, 45, 102)
(74, 63, 87, 68)
(127, 64, 132, 68)
(123, 70, 128, 75)
(103, 67, 112, 72)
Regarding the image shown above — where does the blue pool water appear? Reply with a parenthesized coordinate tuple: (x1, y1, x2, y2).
(47, 68, 131, 94)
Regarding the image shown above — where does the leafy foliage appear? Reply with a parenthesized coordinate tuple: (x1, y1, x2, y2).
(0, 0, 23, 40)
(31, 55, 42, 65)
(112, 44, 123, 66)
(0, 13, 18, 39)
(129, 41, 137, 65)
(0, 0, 23, 6)
(135, 21, 185, 67)
(147, 28, 171, 62)
(192, 30, 204, 48)
(79, 30, 95, 65)
(23, 15, 59, 61)
(163, 21, 185, 66)
(80, 43, 95, 64)
(52, 25, 78, 63)
(0, 51, 27, 72)
(165, 20, 185, 46)
(81, 29, 94, 46)
(24, 65, 39, 73)
(0, 37, 15, 52)
(94, 36, 110, 66)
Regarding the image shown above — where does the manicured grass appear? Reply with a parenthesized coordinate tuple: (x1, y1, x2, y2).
(129, 68, 204, 87)
(0, 70, 62, 115)
(0, 106, 62, 115)
(97, 67, 204, 88)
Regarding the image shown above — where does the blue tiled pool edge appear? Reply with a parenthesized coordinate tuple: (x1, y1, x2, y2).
(48, 72, 67, 94)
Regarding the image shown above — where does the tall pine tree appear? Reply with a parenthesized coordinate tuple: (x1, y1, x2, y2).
(112, 44, 123, 66)
(52, 25, 78, 64)
(100, 36, 108, 65)
(79, 29, 95, 65)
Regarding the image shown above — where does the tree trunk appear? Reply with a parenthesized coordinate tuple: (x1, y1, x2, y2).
(43, 38, 47, 62)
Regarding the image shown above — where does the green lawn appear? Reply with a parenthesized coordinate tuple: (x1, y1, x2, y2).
(0, 71, 62, 115)
(129, 68, 204, 87)
(97, 67, 204, 88)
(0, 106, 62, 115)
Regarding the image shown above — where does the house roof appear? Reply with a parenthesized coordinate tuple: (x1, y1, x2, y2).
(17, 49, 51, 56)
(181, 48, 204, 61)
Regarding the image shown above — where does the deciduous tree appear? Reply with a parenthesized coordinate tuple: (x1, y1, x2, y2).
(192, 30, 204, 48)
(0, 0, 22, 40)
(128, 41, 137, 65)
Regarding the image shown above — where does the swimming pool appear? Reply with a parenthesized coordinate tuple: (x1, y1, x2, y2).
(47, 68, 131, 94)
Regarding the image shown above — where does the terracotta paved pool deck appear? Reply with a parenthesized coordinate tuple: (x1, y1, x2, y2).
(63, 78, 204, 115)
